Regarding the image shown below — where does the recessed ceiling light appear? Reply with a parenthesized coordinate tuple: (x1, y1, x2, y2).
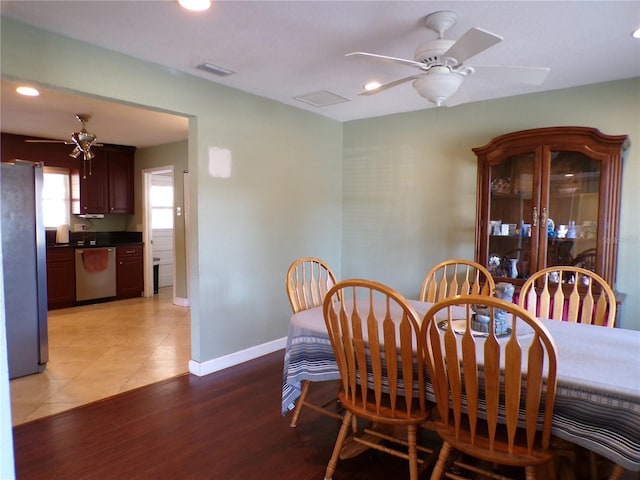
(364, 81, 381, 91)
(633, 28, 640, 39)
(16, 86, 40, 97)
(178, 0, 211, 11)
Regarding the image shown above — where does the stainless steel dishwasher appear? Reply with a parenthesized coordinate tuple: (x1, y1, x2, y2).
(75, 248, 116, 301)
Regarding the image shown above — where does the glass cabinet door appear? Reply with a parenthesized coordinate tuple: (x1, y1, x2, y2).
(486, 152, 536, 280)
(545, 152, 600, 271)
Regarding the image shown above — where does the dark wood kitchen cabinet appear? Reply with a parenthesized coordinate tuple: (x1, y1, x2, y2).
(116, 245, 143, 299)
(0, 133, 135, 215)
(473, 126, 629, 289)
(78, 152, 108, 214)
(78, 146, 135, 215)
(46, 247, 75, 309)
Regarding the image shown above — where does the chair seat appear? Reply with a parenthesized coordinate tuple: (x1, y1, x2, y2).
(339, 390, 432, 426)
(435, 417, 554, 467)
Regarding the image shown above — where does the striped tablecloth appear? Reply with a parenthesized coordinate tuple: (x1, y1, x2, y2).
(281, 301, 640, 472)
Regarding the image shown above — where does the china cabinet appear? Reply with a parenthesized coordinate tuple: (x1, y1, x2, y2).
(473, 127, 629, 288)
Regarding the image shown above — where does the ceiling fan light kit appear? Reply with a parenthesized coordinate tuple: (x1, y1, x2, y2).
(69, 114, 99, 178)
(25, 113, 102, 179)
(413, 67, 467, 106)
(347, 10, 549, 107)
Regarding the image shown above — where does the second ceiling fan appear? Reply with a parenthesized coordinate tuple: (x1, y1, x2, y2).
(346, 11, 550, 107)
(26, 113, 103, 178)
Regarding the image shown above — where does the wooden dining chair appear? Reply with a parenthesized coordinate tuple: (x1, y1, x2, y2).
(520, 265, 622, 479)
(285, 257, 343, 428)
(571, 248, 597, 272)
(519, 266, 617, 327)
(419, 259, 496, 302)
(286, 256, 337, 314)
(322, 279, 434, 480)
(422, 295, 558, 480)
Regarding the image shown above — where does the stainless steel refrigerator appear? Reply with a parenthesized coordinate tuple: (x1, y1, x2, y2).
(1, 160, 48, 379)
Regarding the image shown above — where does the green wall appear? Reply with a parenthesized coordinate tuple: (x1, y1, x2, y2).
(343, 78, 640, 329)
(3, 17, 637, 479)
(1, 17, 638, 345)
(0, 18, 343, 362)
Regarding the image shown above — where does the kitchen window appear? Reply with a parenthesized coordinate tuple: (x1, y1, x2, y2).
(42, 167, 72, 228)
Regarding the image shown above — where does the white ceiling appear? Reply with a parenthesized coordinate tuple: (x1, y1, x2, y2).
(0, 80, 190, 148)
(1, 1, 639, 147)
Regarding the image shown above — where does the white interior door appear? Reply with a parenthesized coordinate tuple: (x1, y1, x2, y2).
(150, 173, 174, 289)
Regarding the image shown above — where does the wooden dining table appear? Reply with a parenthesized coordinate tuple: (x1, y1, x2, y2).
(281, 299, 640, 473)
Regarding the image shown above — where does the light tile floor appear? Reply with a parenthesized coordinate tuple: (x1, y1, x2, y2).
(9, 287, 190, 425)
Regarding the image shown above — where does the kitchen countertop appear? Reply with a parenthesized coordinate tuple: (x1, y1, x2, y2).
(49, 242, 143, 249)
(46, 230, 143, 249)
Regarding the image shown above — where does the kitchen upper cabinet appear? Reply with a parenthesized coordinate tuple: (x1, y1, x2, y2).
(473, 127, 629, 289)
(79, 151, 109, 214)
(107, 149, 135, 214)
(78, 146, 135, 215)
(1, 134, 135, 216)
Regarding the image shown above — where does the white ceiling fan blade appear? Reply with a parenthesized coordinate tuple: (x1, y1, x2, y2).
(471, 65, 550, 85)
(443, 27, 502, 63)
(358, 74, 423, 96)
(346, 52, 425, 69)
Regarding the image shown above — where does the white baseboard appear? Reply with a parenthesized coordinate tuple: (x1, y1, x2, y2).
(188, 336, 287, 377)
(173, 296, 189, 307)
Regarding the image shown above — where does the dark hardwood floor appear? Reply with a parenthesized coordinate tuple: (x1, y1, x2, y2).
(12, 350, 436, 480)
(12, 350, 635, 480)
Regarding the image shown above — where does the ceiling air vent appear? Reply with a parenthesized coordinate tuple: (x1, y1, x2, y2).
(196, 62, 235, 77)
(294, 90, 350, 107)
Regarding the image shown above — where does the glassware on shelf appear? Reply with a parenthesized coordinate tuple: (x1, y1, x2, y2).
(509, 258, 518, 279)
(547, 218, 555, 237)
(556, 224, 568, 238)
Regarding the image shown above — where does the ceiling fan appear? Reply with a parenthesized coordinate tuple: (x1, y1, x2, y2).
(26, 114, 103, 177)
(346, 11, 550, 107)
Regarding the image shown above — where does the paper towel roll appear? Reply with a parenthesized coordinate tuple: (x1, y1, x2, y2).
(56, 224, 70, 244)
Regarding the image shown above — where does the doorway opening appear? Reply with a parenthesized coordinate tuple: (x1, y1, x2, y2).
(143, 166, 177, 300)
(3, 80, 194, 425)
